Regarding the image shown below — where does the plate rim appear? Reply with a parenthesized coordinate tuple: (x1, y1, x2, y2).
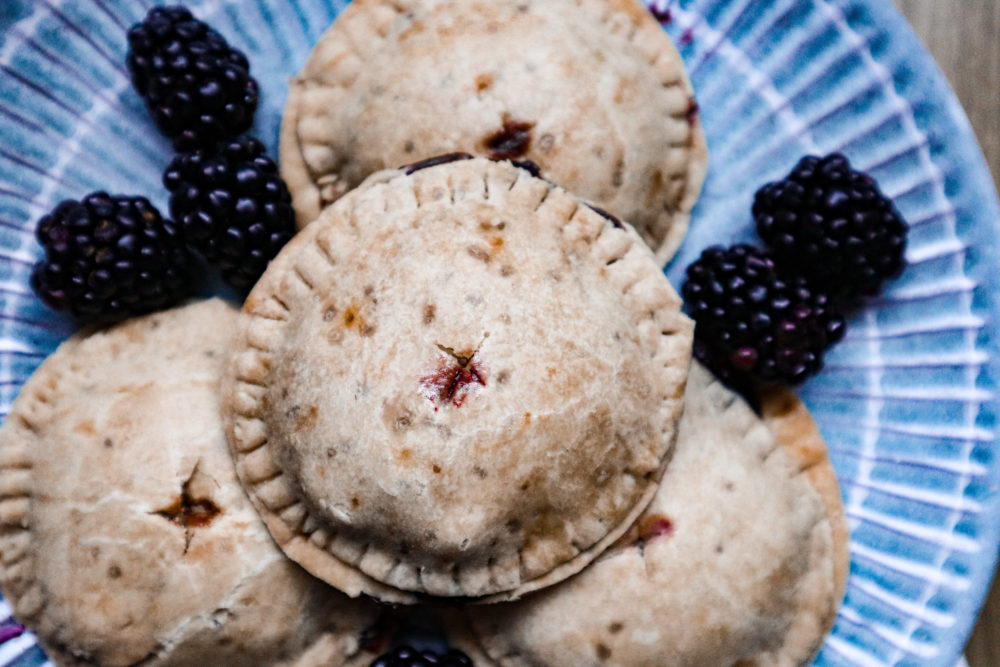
(813, 0, 1000, 662)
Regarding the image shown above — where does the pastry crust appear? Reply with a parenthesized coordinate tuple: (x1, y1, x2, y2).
(753, 383, 849, 665)
(454, 363, 848, 666)
(0, 300, 380, 666)
(279, 0, 708, 264)
(223, 158, 694, 602)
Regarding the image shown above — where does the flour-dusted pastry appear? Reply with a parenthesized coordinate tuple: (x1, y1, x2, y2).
(454, 363, 848, 666)
(223, 157, 694, 602)
(280, 0, 708, 263)
(0, 299, 381, 666)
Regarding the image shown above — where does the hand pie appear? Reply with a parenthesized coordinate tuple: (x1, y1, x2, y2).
(223, 158, 694, 602)
(453, 363, 848, 666)
(280, 0, 708, 263)
(0, 300, 380, 666)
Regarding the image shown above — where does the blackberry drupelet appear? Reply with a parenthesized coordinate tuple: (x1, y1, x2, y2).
(754, 153, 907, 301)
(683, 244, 846, 386)
(370, 645, 473, 667)
(127, 5, 259, 150)
(31, 193, 194, 323)
(164, 136, 295, 290)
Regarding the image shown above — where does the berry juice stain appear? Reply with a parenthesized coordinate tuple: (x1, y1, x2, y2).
(485, 116, 534, 159)
(613, 514, 674, 551)
(637, 515, 674, 542)
(152, 463, 222, 552)
(587, 204, 625, 230)
(402, 152, 473, 174)
(686, 97, 699, 127)
(155, 494, 221, 528)
(420, 349, 487, 408)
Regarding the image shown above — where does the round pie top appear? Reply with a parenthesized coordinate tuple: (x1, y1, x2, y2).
(0, 300, 381, 666)
(280, 0, 707, 263)
(223, 158, 693, 601)
(457, 363, 848, 666)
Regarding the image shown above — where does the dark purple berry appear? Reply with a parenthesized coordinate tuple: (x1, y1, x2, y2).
(32, 193, 195, 323)
(370, 646, 473, 667)
(683, 244, 846, 386)
(754, 153, 907, 301)
(127, 5, 259, 150)
(164, 136, 295, 290)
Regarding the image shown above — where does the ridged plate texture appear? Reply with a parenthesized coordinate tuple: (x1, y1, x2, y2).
(0, 1, 998, 665)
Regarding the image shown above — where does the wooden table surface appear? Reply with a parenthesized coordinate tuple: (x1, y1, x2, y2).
(891, 2, 1000, 665)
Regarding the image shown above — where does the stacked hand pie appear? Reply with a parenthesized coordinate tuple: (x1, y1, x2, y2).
(0, 300, 382, 666)
(280, 0, 708, 263)
(224, 158, 693, 604)
(0, 1, 848, 665)
(447, 364, 848, 666)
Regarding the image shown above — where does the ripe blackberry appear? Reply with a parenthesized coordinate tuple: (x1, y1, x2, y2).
(31, 193, 194, 323)
(164, 136, 295, 290)
(127, 5, 259, 150)
(754, 153, 907, 301)
(683, 245, 846, 385)
(370, 645, 473, 667)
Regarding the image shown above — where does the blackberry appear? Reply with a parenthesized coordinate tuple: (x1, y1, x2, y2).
(127, 5, 259, 150)
(754, 153, 907, 301)
(370, 646, 473, 667)
(164, 136, 295, 290)
(31, 193, 194, 323)
(683, 245, 846, 385)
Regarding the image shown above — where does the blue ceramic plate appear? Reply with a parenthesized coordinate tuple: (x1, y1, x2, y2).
(0, 1, 998, 665)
